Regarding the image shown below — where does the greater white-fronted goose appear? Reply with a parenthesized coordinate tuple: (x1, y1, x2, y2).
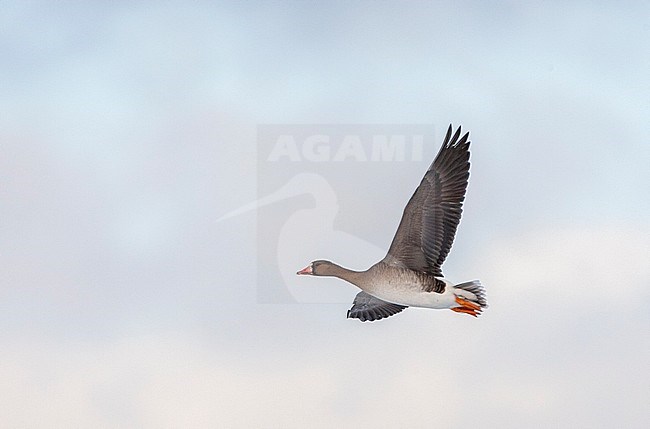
(297, 125, 487, 322)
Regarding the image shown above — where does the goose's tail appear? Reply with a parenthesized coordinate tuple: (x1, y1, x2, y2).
(451, 280, 488, 317)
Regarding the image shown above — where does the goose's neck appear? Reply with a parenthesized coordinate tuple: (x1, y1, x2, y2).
(325, 263, 365, 286)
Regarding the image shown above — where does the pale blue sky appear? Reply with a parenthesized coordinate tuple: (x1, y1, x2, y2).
(1, 1, 649, 427)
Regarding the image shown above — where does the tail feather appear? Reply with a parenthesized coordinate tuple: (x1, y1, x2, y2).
(453, 280, 488, 316)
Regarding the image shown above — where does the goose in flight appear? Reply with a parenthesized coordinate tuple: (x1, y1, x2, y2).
(297, 125, 487, 321)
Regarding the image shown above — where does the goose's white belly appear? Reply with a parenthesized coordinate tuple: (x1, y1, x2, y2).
(365, 278, 457, 309)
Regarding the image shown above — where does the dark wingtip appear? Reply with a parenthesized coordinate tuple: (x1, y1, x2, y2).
(458, 131, 470, 146)
(442, 124, 470, 148)
(450, 126, 462, 146)
(444, 124, 453, 145)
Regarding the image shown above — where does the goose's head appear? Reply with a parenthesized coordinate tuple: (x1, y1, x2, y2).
(296, 260, 337, 276)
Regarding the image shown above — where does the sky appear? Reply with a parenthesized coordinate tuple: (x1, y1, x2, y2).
(1, 1, 649, 427)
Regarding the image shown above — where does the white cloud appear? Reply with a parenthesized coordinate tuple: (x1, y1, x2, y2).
(1, 1, 649, 428)
(4, 220, 649, 429)
(478, 224, 650, 309)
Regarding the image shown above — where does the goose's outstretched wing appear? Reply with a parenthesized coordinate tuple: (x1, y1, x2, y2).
(382, 124, 471, 277)
(347, 291, 407, 322)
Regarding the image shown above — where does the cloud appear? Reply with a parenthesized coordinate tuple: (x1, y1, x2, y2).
(477, 224, 650, 309)
(1, 2, 648, 428)
(2, 222, 648, 428)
